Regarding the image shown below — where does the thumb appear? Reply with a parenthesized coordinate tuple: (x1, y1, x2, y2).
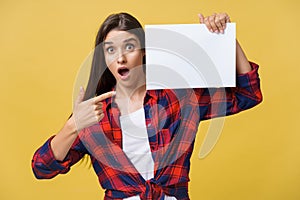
(198, 13, 204, 24)
(75, 86, 85, 105)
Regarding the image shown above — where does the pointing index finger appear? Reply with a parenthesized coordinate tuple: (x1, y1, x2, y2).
(94, 91, 116, 103)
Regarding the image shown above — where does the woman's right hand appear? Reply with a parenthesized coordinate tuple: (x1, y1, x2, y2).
(72, 87, 115, 133)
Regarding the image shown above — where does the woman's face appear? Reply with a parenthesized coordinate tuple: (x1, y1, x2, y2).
(103, 29, 145, 86)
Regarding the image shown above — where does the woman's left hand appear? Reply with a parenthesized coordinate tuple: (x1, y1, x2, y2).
(198, 13, 231, 34)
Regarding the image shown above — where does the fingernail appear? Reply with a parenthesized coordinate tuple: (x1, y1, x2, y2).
(210, 29, 213, 32)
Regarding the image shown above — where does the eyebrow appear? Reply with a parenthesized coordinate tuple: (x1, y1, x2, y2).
(103, 41, 113, 45)
(124, 37, 138, 43)
(103, 37, 138, 45)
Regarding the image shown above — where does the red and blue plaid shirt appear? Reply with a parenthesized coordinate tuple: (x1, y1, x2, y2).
(32, 62, 262, 200)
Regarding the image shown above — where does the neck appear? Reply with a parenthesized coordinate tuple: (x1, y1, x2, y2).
(115, 84, 146, 102)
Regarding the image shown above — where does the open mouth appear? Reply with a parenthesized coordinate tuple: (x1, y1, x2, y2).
(117, 67, 130, 79)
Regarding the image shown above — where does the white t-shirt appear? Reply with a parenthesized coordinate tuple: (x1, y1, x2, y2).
(120, 108, 176, 200)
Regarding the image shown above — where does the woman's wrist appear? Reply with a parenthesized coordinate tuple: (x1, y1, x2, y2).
(65, 116, 78, 135)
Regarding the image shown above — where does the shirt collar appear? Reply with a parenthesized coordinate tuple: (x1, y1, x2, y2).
(104, 87, 159, 109)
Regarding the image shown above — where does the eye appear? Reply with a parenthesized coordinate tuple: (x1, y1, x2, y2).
(106, 47, 114, 54)
(125, 43, 135, 51)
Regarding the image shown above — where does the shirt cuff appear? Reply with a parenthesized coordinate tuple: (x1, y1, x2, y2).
(236, 61, 260, 88)
(41, 135, 72, 173)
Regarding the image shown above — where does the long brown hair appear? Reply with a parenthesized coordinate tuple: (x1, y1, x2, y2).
(79, 13, 145, 165)
(83, 12, 145, 101)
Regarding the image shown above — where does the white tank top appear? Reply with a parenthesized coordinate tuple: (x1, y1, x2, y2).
(120, 108, 176, 200)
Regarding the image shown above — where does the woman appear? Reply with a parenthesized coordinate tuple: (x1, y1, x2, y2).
(32, 12, 262, 200)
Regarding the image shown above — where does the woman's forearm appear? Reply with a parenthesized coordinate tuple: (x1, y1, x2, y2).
(236, 39, 252, 74)
(50, 116, 78, 161)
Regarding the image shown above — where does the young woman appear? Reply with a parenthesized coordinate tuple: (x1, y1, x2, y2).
(32, 12, 262, 200)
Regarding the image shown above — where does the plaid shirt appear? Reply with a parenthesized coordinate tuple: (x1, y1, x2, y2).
(32, 62, 262, 200)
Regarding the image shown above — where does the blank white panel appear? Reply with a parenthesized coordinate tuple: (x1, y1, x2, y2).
(145, 23, 236, 89)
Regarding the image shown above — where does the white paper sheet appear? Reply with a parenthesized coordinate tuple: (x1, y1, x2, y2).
(145, 23, 236, 89)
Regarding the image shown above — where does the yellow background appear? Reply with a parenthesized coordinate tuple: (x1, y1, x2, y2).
(1, 0, 299, 199)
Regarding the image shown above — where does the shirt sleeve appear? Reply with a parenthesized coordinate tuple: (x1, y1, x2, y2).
(31, 135, 88, 179)
(196, 61, 263, 121)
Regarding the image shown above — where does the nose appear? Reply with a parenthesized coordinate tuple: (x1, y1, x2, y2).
(117, 52, 127, 64)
